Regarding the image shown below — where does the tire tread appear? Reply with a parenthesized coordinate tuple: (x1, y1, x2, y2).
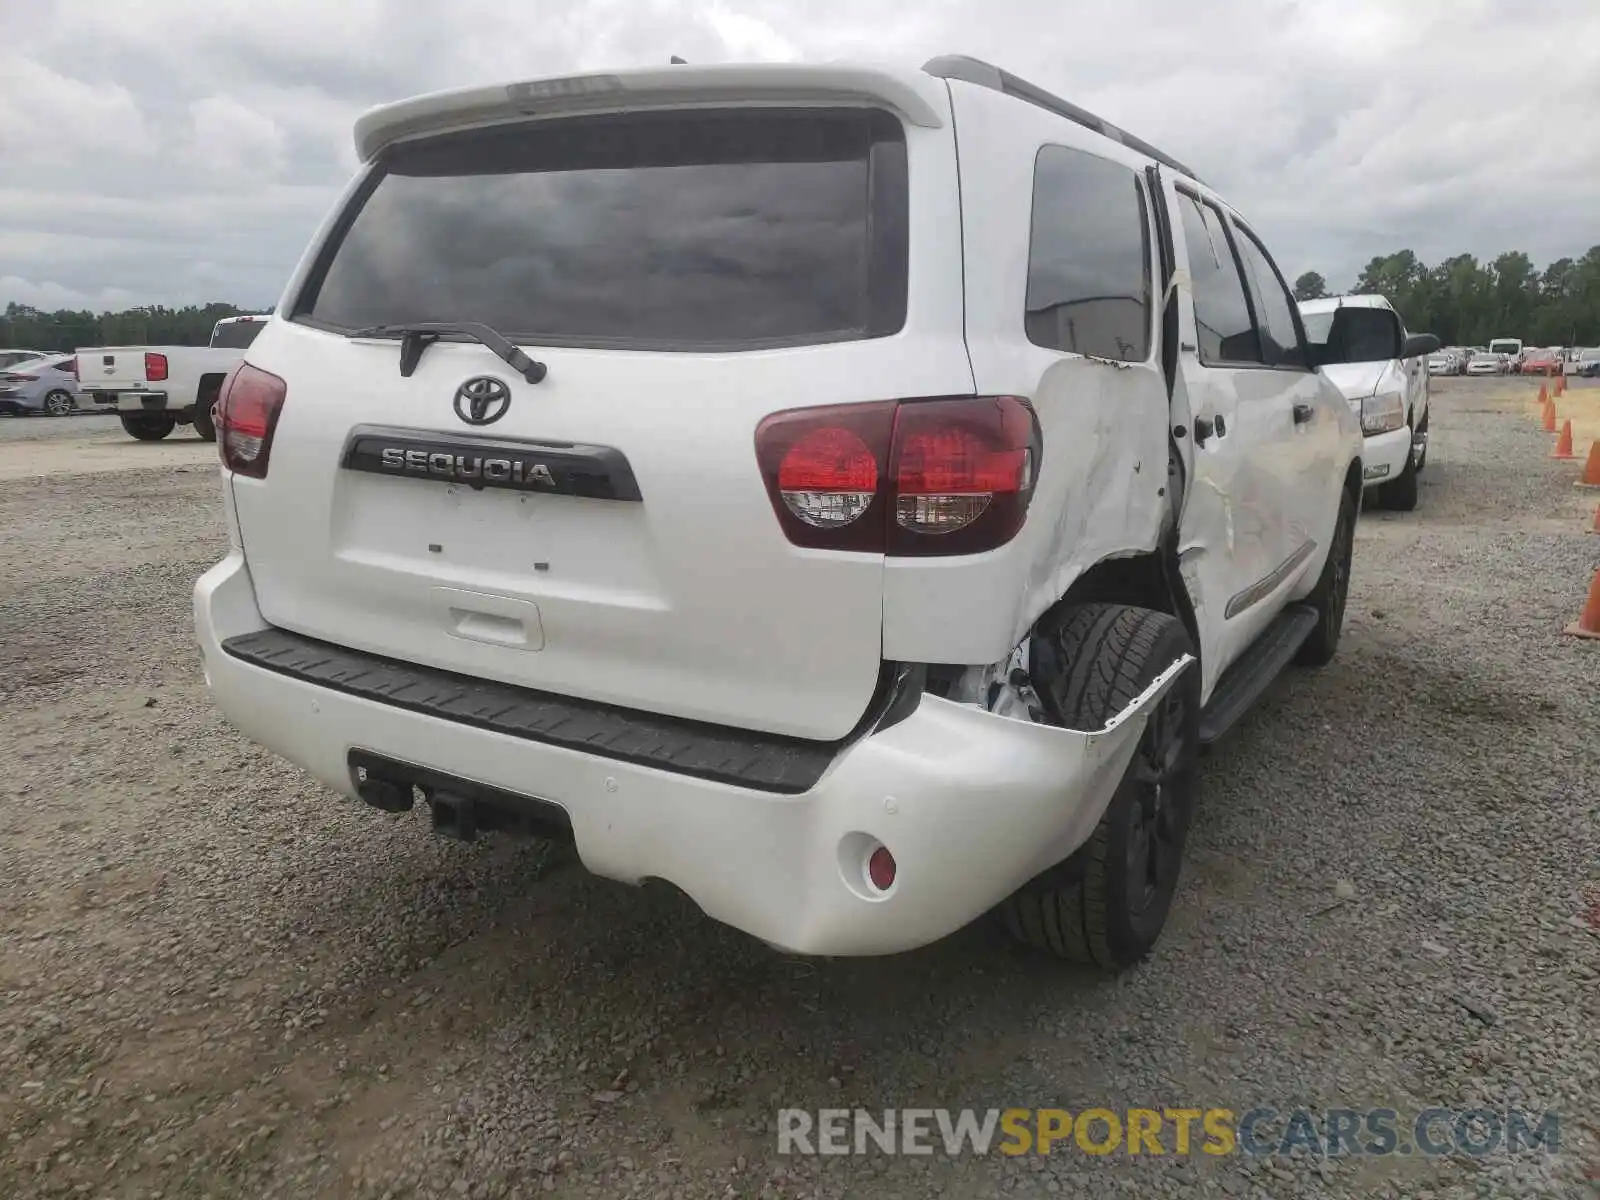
(1000, 602, 1189, 969)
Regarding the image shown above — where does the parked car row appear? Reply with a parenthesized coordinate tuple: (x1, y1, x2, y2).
(1426, 347, 1483, 375)
(1420, 342, 1600, 378)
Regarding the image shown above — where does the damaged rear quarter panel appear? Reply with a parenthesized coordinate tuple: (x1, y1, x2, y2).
(880, 82, 1170, 665)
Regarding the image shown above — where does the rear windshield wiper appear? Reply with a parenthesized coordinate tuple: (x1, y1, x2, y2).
(351, 322, 548, 384)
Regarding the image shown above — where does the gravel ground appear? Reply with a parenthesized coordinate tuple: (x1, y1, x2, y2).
(1, 379, 1596, 1200)
(0, 413, 216, 482)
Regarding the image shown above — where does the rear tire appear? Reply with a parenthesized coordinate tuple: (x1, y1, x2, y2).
(193, 393, 218, 442)
(1295, 483, 1356, 667)
(120, 414, 176, 441)
(999, 604, 1200, 972)
(44, 389, 75, 417)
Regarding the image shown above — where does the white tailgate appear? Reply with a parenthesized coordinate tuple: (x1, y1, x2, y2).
(78, 349, 151, 390)
(229, 91, 970, 742)
(231, 327, 970, 740)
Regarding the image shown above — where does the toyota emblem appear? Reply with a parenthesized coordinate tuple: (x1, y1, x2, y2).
(453, 376, 512, 426)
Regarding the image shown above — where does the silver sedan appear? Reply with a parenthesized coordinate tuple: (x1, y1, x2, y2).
(0, 355, 83, 416)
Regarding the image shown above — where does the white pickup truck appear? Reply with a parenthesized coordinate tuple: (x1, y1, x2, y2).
(77, 314, 267, 441)
(1297, 294, 1437, 511)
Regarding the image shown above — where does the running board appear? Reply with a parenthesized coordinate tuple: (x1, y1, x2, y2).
(1198, 604, 1319, 746)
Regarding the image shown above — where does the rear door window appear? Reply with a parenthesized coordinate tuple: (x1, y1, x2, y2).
(1231, 224, 1307, 369)
(294, 108, 909, 351)
(1176, 193, 1262, 366)
(1024, 144, 1152, 362)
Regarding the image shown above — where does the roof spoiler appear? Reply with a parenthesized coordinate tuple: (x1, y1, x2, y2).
(354, 63, 946, 162)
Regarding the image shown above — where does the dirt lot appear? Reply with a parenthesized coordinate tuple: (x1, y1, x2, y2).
(1, 382, 1596, 1200)
(0, 413, 216, 482)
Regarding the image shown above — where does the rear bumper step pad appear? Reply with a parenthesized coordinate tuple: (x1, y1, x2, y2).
(221, 627, 840, 793)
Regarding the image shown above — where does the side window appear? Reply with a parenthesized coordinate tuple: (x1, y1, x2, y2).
(1024, 144, 1152, 362)
(1232, 223, 1308, 369)
(1176, 192, 1261, 366)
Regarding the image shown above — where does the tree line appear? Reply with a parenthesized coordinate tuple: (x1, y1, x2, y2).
(0, 302, 269, 353)
(1292, 246, 1600, 348)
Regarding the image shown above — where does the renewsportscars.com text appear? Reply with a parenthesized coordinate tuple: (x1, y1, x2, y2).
(777, 1107, 1563, 1159)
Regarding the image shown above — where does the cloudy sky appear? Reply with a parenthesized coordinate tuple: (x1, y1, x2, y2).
(2, 0, 1597, 313)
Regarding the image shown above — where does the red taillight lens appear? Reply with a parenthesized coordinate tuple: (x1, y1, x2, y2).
(777, 427, 880, 530)
(754, 401, 897, 552)
(144, 352, 168, 382)
(890, 397, 1035, 548)
(216, 362, 286, 479)
(754, 396, 1039, 557)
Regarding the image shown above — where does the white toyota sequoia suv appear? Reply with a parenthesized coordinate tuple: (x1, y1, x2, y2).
(196, 57, 1367, 971)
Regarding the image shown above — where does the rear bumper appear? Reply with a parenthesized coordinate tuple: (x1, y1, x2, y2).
(90, 391, 188, 414)
(194, 552, 1186, 956)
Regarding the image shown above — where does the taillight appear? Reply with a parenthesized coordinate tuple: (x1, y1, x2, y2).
(144, 352, 168, 382)
(216, 363, 287, 479)
(889, 398, 1036, 552)
(754, 396, 1040, 556)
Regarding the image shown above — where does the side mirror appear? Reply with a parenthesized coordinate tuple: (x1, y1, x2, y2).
(1403, 333, 1441, 359)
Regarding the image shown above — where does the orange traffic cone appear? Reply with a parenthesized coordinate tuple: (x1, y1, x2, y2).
(1578, 442, 1600, 489)
(1553, 420, 1577, 460)
(1538, 381, 1549, 405)
(1564, 568, 1600, 639)
(1542, 400, 1557, 432)
(1556, 374, 1566, 397)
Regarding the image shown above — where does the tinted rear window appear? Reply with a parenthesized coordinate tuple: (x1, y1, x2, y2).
(211, 320, 264, 349)
(295, 108, 908, 350)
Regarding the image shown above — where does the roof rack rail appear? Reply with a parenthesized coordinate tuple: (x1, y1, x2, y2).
(920, 55, 1202, 184)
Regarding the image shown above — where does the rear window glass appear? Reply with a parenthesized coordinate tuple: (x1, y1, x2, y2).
(211, 320, 264, 349)
(295, 108, 908, 350)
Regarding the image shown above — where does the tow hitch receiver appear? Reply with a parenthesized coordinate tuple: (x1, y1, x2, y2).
(347, 750, 573, 844)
